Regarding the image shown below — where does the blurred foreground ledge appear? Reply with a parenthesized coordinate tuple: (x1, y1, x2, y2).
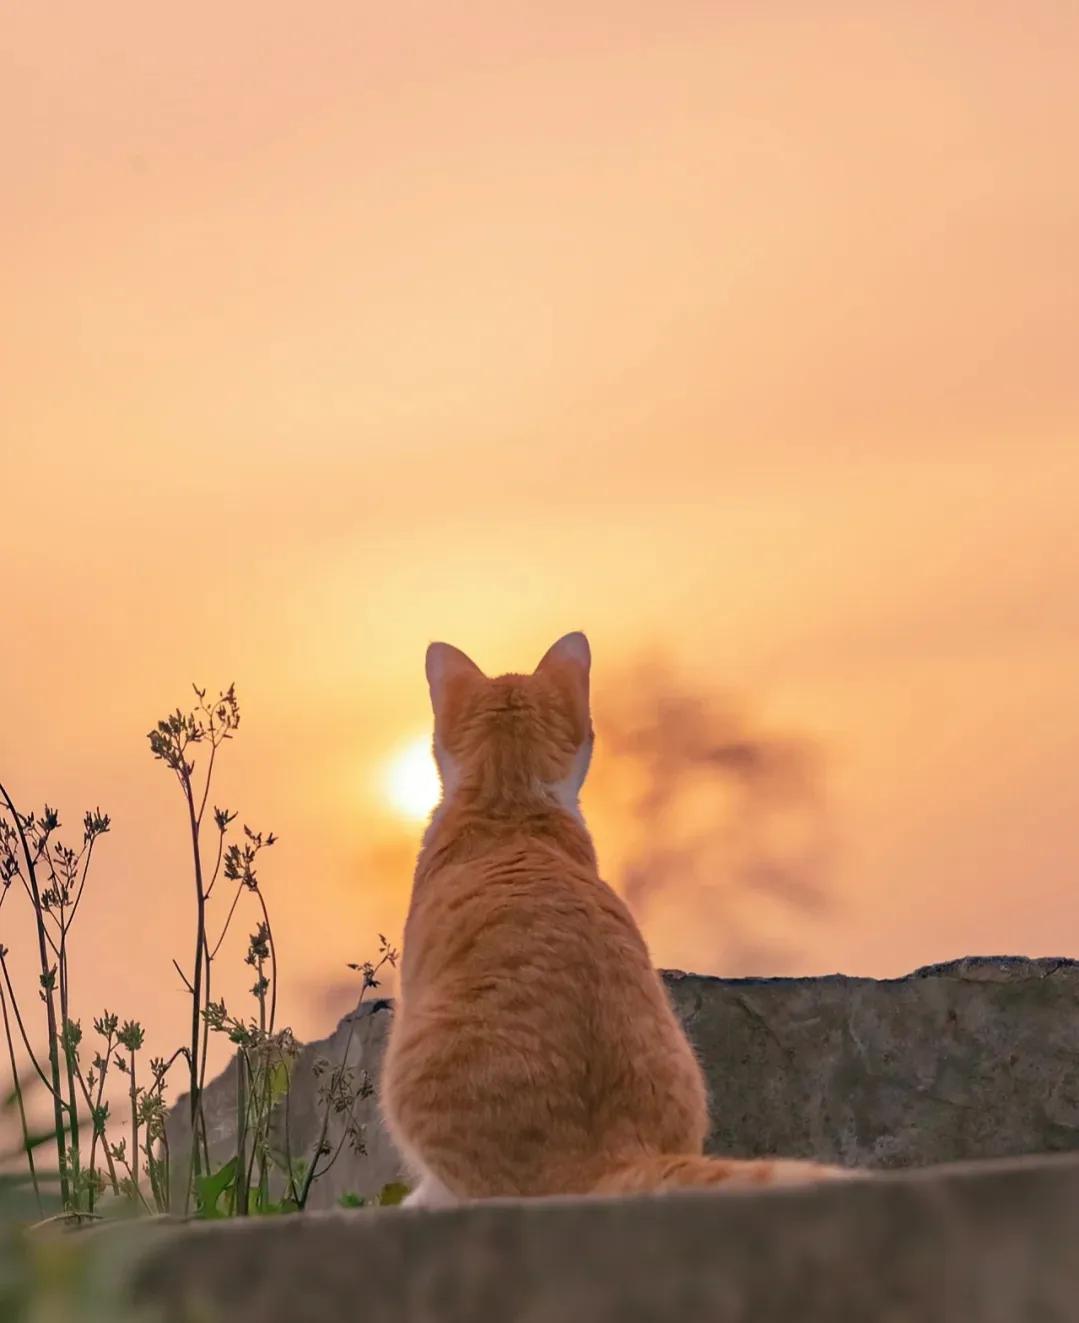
(118, 1152, 1079, 1321)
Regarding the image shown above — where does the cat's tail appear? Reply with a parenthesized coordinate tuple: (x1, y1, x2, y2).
(591, 1153, 856, 1196)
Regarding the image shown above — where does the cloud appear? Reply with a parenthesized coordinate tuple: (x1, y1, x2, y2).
(586, 656, 834, 976)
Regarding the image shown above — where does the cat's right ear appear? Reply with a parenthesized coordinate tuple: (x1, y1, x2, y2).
(425, 642, 485, 715)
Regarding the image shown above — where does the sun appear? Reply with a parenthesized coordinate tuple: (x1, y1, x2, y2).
(383, 734, 441, 822)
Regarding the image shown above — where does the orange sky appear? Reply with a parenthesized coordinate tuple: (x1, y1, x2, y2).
(2, 2, 1078, 1063)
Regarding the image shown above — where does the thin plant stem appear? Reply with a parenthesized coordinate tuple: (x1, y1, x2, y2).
(0, 952, 66, 1103)
(181, 771, 207, 1209)
(195, 736, 219, 831)
(145, 1049, 187, 1213)
(145, 1116, 162, 1212)
(282, 1067, 299, 1206)
(192, 696, 223, 1161)
(29, 1211, 103, 1230)
(234, 1049, 249, 1216)
(208, 881, 245, 962)
(76, 1035, 120, 1199)
(241, 1047, 271, 1207)
(57, 909, 82, 1208)
(148, 1047, 189, 1094)
(254, 951, 270, 1206)
(203, 827, 226, 901)
(0, 782, 70, 1206)
(298, 1107, 332, 1210)
(197, 927, 212, 1177)
(126, 1047, 140, 1202)
(296, 957, 389, 1210)
(310, 1086, 367, 1183)
(171, 960, 195, 996)
(159, 1122, 172, 1212)
(65, 834, 97, 936)
(113, 1146, 153, 1216)
(0, 980, 43, 1214)
(255, 889, 277, 1034)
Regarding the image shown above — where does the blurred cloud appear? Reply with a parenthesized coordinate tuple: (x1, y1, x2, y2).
(588, 657, 834, 976)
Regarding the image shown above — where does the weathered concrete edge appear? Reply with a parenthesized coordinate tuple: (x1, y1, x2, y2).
(662, 953, 1079, 989)
(123, 1152, 1079, 1323)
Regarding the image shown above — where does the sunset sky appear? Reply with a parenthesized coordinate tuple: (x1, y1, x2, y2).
(3, 1, 1078, 1065)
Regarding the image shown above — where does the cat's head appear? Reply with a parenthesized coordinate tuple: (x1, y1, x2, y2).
(424, 632, 594, 815)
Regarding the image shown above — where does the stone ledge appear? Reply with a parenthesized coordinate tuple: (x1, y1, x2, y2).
(128, 1152, 1079, 1323)
(171, 955, 1079, 1207)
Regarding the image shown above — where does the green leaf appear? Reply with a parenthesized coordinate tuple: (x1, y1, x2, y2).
(268, 1059, 291, 1105)
(195, 1156, 238, 1218)
(337, 1191, 365, 1208)
(377, 1181, 410, 1207)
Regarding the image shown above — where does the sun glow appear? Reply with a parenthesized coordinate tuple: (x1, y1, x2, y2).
(384, 735, 442, 822)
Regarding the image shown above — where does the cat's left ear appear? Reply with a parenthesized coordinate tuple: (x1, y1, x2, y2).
(535, 632, 591, 732)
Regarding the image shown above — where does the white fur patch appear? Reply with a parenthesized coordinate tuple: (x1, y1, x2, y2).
(432, 734, 459, 799)
(401, 1170, 460, 1209)
(550, 736, 594, 821)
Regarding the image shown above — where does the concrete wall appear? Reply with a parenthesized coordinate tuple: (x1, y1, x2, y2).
(174, 955, 1079, 1206)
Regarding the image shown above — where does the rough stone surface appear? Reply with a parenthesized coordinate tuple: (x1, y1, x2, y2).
(128, 1154, 1079, 1322)
(174, 956, 1079, 1206)
(167, 997, 400, 1210)
(668, 955, 1079, 1170)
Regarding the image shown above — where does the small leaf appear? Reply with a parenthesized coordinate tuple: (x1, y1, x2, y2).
(195, 1156, 238, 1218)
(377, 1181, 410, 1207)
(338, 1191, 365, 1209)
(268, 1059, 291, 1104)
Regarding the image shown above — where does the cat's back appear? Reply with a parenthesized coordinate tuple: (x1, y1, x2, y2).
(383, 819, 709, 1194)
(402, 822, 654, 1003)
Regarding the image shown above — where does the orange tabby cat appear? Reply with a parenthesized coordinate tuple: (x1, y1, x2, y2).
(380, 632, 852, 1206)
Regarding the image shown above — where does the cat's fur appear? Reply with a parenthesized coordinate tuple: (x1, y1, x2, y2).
(380, 632, 852, 1206)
